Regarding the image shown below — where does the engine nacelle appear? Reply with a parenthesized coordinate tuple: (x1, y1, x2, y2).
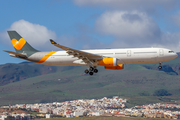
(98, 58, 117, 66)
(105, 64, 124, 70)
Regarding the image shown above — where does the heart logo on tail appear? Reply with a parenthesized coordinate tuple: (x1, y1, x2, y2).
(11, 38, 26, 50)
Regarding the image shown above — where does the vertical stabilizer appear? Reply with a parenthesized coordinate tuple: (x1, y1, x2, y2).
(7, 31, 39, 56)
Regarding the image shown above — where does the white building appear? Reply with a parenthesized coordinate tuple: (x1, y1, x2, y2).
(39, 107, 49, 113)
(73, 111, 84, 117)
(46, 114, 52, 118)
(0, 115, 7, 120)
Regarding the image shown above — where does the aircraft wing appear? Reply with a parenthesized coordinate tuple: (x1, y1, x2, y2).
(50, 39, 102, 63)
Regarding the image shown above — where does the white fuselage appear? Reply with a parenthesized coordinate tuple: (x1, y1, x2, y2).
(34, 48, 177, 66)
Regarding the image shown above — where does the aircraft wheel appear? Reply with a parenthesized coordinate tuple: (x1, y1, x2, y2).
(158, 66, 162, 69)
(84, 69, 89, 74)
(89, 71, 94, 76)
(94, 69, 98, 73)
(89, 67, 94, 71)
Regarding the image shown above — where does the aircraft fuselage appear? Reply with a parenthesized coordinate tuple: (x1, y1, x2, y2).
(27, 48, 177, 66)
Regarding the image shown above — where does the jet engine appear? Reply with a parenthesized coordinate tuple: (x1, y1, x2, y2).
(98, 58, 124, 70)
(105, 64, 124, 70)
(98, 58, 117, 66)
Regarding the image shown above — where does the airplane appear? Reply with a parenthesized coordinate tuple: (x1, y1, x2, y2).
(4, 31, 178, 76)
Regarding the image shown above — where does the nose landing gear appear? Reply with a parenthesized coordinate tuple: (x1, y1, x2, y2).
(158, 66, 162, 69)
(84, 66, 98, 75)
(158, 62, 162, 69)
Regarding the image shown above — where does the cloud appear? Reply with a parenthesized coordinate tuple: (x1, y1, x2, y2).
(1, 17, 180, 53)
(95, 11, 162, 47)
(94, 10, 180, 52)
(73, 0, 180, 51)
(74, 0, 178, 12)
(0, 19, 57, 51)
(0, 19, 103, 51)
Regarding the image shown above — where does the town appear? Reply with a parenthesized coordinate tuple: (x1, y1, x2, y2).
(0, 96, 180, 120)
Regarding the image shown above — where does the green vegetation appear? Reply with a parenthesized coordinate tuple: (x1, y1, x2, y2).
(153, 89, 172, 96)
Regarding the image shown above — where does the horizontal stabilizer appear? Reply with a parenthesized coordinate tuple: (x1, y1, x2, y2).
(4, 50, 27, 58)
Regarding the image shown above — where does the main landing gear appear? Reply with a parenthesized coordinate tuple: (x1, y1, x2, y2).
(158, 62, 162, 69)
(84, 66, 98, 76)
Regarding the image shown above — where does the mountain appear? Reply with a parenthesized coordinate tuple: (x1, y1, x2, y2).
(0, 55, 180, 106)
(0, 62, 74, 85)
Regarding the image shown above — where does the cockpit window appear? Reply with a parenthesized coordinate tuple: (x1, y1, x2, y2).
(169, 51, 174, 53)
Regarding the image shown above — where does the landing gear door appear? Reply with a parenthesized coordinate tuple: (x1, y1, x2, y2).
(159, 49, 164, 56)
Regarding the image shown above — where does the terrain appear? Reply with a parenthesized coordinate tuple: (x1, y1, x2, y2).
(0, 54, 180, 106)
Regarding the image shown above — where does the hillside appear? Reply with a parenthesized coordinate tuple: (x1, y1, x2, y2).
(0, 62, 74, 85)
(1, 53, 180, 86)
(0, 55, 180, 106)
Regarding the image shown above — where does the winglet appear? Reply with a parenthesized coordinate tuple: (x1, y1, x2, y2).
(50, 39, 57, 44)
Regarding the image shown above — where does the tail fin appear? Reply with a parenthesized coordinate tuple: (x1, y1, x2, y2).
(7, 31, 39, 56)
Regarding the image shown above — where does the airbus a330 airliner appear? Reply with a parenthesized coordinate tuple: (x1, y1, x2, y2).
(4, 31, 178, 75)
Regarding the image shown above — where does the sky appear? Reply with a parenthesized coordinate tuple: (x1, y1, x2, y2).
(0, 0, 180, 64)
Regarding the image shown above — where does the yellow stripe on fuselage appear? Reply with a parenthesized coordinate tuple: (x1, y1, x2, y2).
(11, 38, 26, 50)
(37, 51, 58, 63)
